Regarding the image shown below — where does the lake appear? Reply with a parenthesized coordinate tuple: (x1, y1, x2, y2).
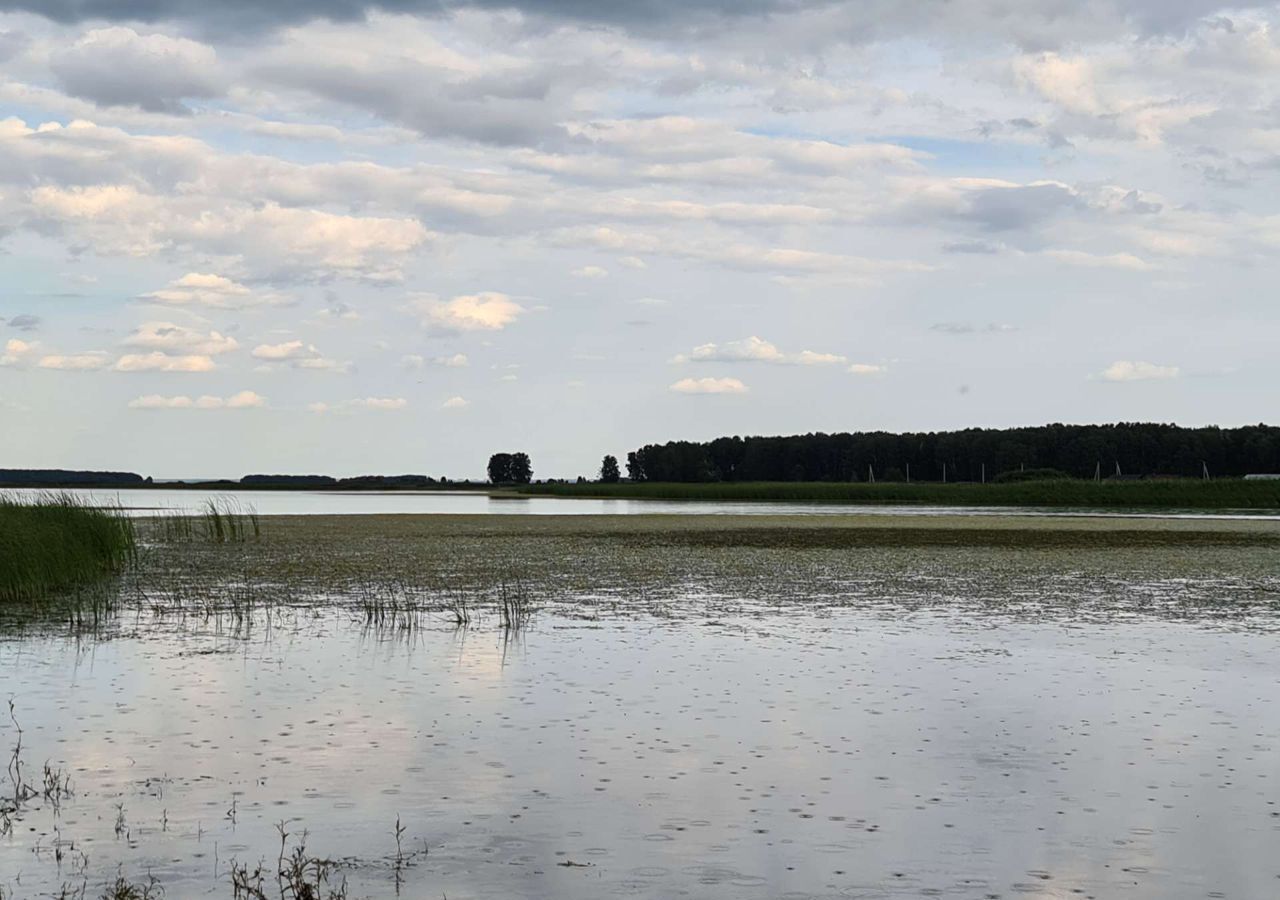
(1, 513, 1277, 899)
(2, 486, 1277, 519)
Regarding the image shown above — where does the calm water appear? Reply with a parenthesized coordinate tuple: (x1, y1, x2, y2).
(2, 609, 1277, 899)
(2, 486, 1277, 520)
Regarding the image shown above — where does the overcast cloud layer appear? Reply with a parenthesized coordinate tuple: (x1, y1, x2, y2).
(0, 1, 1275, 477)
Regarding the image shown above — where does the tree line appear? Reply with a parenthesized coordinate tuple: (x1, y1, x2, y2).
(621, 423, 1280, 483)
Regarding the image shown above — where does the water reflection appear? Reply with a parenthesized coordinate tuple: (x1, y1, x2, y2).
(3, 486, 1277, 519)
(2, 607, 1277, 899)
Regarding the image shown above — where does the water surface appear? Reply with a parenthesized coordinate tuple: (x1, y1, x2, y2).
(2, 486, 1276, 520)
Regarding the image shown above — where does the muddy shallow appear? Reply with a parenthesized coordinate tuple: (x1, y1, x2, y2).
(1, 514, 1278, 898)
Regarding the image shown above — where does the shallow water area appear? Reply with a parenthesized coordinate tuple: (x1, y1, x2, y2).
(2, 602, 1278, 899)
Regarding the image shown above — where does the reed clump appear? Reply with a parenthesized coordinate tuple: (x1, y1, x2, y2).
(147, 498, 260, 545)
(0, 493, 137, 604)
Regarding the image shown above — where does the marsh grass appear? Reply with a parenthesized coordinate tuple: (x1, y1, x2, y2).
(0, 493, 137, 604)
(498, 575, 533, 630)
(200, 498, 259, 544)
(519, 478, 1280, 509)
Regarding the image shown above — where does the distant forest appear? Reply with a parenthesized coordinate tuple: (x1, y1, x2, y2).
(624, 423, 1280, 483)
(0, 469, 148, 487)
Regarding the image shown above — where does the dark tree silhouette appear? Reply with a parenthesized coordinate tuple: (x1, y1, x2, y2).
(624, 423, 1280, 483)
(626, 451, 646, 482)
(487, 453, 513, 484)
(510, 452, 533, 485)
(600, 455, 621, 483)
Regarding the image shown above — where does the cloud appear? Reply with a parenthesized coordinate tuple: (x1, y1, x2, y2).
(674, 336, 845, 366)
(0, 338, 37, 366)
(847, 363, 886, 375)
(254, 36, 576, 146)
(50, 27, 222, 114)
(403, 353, 469, 368)
(252, 340, 349, 372)
(349, 396, 407, 409)
(1046, 249, 1155, 271)
(114, 352, 217, 372)
(141, 273, 279, 309)
(123, 321, 238, 355)
(8, 0, 1268, 45)
(1098, 360, 1179, 381)
(670, 376, 747, 394)
(404, 292, 524, 333)
(294, 356, 352, 373)
(28, 177, 431, 283)
(5, 314, 40, 331)
(252, 340, 310, 361)
(0, 30, 28, 63)
(317, 301, 360, 321)
(128, 394, 194, 409)
(37, 352, 110, 370)
(441, 395, 470, 409)
(309, 396, 407, 412)
(129, 390, 266, 409)
(571, 265, 608, 278)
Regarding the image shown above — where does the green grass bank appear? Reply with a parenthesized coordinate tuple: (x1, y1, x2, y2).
(518, 478, 1280, 509)
(0, 494, 137, 603)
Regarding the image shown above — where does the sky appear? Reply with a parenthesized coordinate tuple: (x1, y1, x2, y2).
(0, 0, 1277, 479)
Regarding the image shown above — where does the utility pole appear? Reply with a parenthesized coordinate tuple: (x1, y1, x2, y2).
(981, 463, 986, 484)
(906, 462, 911, 484)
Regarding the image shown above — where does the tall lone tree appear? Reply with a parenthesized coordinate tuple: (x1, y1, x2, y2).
(487, 453, 513, 484)
(488, 452, 533, 484)
(600, 455, 621, 483)
(509, 452, 533, 485)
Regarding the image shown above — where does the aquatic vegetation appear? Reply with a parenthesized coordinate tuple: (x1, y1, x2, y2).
(144, 498, 260, 545)
(0, 493, 137, 603)
(230, 822, 348, 900)
(498, 574, 533, 630)
(99, 871, 162, 900)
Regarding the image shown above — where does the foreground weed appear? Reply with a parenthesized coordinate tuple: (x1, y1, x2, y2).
(99, 870, 162, 900)
(229, 821, 347, 900)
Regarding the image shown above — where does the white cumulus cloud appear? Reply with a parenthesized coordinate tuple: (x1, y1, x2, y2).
(123, 322, 239, 355)
(670, 376, 748, 394)
(1098, 360, 1179, 381)
(38, 352, 110, 371)
(142, 274, 283, 310)
(129, 390, 265, 410)
(675, 336, 845, 366)
(114, 352, 217, 372)
(404, 292, 524, 333)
